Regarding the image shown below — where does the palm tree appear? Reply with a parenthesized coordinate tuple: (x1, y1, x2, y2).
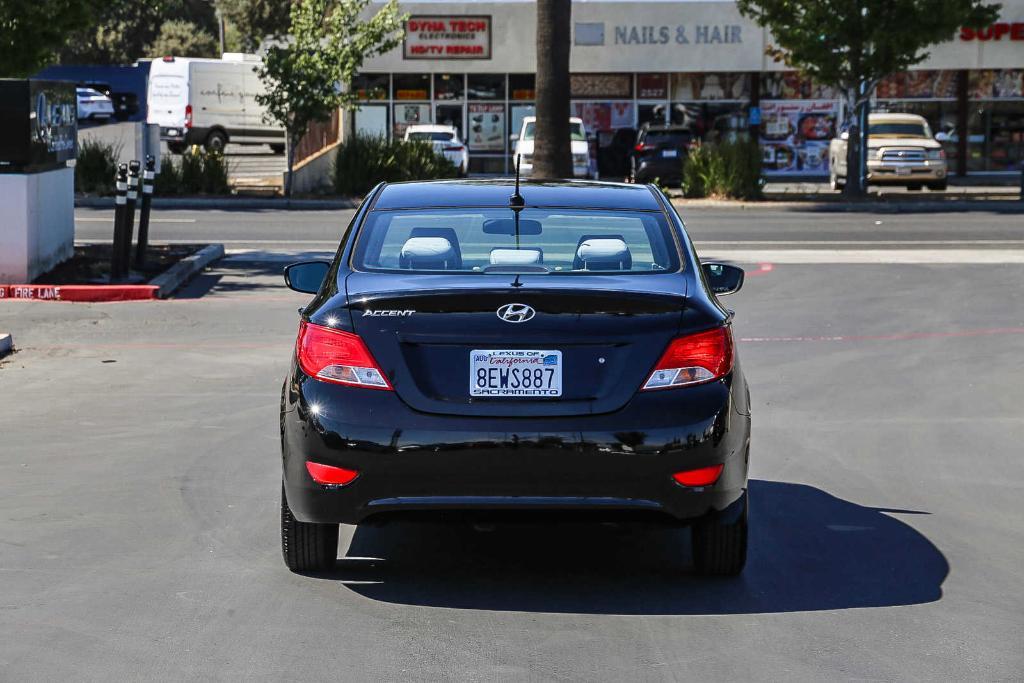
(532, 0, 572, 179)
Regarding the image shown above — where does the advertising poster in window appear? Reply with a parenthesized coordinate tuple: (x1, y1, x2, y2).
(468, 103, 505, 151)
(759, 100, 838, 175)
(393, 103, 431, 139)
(573, 102, 635, 132)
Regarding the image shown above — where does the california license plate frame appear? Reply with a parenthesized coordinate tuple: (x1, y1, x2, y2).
(469, 349, 562, 397)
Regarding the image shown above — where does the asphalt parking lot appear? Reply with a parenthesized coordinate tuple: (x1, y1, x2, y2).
(2, 207, 1023, 679)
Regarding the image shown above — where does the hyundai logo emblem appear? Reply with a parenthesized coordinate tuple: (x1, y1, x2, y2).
(497, 303, 535, 323)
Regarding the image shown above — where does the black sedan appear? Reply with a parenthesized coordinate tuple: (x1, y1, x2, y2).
(281, 180, 751, 575)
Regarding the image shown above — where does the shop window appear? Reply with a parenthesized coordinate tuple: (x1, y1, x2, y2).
(877, 71, 958, 99)
(969, 70, 1024, 99)
(967, 100, 1024, 172)
(467, 103, 506, 151)
(760, 73, 836, 100)
(759, 100, 836, 175)
(672, 73, 748, 101)
(393, 74, 430, 101)
(352, 74, 388, 101)
(393, 103, 431, 138)
(637, 74, 668, 100)
(434, 74, 464, 101)
(509, 74, 535, 101)
(468, 74, 505, 100)
(638, 104, 667, 127)
(570, 73, 632, 99)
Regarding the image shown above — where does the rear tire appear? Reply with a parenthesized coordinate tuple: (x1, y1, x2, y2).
(167, 142, 186, 155)
(281, 484, 338, 572)
(205, 130, 228, 154)
(692, 492, 748, 576)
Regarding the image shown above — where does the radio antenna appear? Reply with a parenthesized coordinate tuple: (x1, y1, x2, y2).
(509, 154, 525, 208)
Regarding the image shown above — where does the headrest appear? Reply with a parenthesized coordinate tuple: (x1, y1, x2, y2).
(576, 238, 631, 270)
(400, 236, 456, 269)
(489, 248, 543, 266)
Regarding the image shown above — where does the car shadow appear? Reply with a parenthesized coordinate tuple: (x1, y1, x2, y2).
(307, 480, 948, 615)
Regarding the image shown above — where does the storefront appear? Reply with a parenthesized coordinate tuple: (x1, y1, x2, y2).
(349, 0, 1024, 177)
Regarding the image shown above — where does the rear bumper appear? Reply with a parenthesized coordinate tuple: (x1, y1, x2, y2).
(160, 126, 208, 146)
(281, 369, 751, 525)
(635, 159, 683, 184)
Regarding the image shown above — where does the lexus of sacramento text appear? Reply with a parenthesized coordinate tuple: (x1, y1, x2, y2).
(280, 179, 751, 575)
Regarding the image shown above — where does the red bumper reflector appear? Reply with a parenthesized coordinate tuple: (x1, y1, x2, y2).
(306, 462, 360, 486)
(672, 464, 724, 487)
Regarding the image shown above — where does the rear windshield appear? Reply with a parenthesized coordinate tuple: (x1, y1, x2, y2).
(408, 131, 454, 141)
(353, 208, 680, 274)
(642, 131, 693, 147)
(522, 122, 587, 142)
(869, 122, 931, 138)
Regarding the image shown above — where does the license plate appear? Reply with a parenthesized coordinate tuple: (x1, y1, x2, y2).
(662, 149, 678, 158)
(470, 350, 562, 397)
(896, 167, 911, 176)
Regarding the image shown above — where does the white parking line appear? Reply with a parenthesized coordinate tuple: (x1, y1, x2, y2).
(701, 249, 1024, 264)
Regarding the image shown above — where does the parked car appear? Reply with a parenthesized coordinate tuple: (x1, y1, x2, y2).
(76, 87, 115, 121)
(828, 113, 948, 191)
(403, 124, 469, 176)
(631, 124, 696, 185)
(279, 179, 751, 577)
(512, 116, 595, 178)
(147, 54, 285, 155)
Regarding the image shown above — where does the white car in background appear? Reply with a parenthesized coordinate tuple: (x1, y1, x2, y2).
(76, 87, 115, 121)
(404, 125, 469, 176)
(512, 116, 595, 179)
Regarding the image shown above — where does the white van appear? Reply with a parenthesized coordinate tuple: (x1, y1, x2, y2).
(147, 54, 285, 154)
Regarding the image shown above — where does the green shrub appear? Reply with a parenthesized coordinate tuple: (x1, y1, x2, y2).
(152, 147, 231, 195)
(682, 140, 763, 200)
(75, 138, 121, 194)
(334, 135, 458, 196)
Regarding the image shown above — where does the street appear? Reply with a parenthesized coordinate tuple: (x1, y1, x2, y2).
(2, 207, 1023, 679)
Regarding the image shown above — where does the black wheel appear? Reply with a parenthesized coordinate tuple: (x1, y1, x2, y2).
(692, 492, 748, 576)
(205, 130, 228, 153)
(928, 181, 948, 191)
(270, 143, 286, 155)
(906, 183, 923, 191)
(281, 484, 338, 572)
(167, 142, 186, 154)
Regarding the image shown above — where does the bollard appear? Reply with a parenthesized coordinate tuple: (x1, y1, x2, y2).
(123, 160, 141, 272)
(134, 155, 156, 269)
(111, 163, 129, 280)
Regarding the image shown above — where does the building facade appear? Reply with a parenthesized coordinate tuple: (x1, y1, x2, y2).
(349, 0, 1024, 176)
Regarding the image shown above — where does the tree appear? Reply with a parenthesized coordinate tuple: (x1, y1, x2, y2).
(737, 0, 998, 198)
(532, 0, 572, 179)
(256, 0, 404, 196)
(0, 0, 92, 76)
(149, 20, 219, 58)
(60, 0, 219, 65)
(216, 0, 292, 52)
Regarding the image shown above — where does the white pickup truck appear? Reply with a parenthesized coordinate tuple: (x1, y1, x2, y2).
(829, 113, 948, 191)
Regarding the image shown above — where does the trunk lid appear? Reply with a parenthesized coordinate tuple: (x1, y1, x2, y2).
(344, 272, 687, 417)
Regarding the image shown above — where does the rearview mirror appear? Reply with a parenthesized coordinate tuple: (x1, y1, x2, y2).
(935, 131, 950, 142)
(702, 262, 744, 295)
(284, 260, 331, 294)
(840, 130, 850, 140)
(510, 133, 520, 142)
(482, 218, 543, 235)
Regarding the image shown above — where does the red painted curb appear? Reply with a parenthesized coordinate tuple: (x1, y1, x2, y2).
(0, 284, 159, 302)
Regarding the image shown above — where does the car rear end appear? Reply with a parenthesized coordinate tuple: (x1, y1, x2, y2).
(632, 127, 695, 185)
(280, 181, 750, 574)
(146, 57, 195, 147)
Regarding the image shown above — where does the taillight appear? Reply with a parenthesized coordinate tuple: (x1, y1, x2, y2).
(306, 462, 359, 486)
(443, 145, 464, 152)
(634, 143, 651, 152)
(184, 104, 192, 129)
(672, 464, 723, 487)
(642, 327, 734, 391)
(296, 321, 392, 390)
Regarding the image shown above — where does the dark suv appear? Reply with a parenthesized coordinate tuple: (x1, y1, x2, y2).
(631, 125, 696, 185)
